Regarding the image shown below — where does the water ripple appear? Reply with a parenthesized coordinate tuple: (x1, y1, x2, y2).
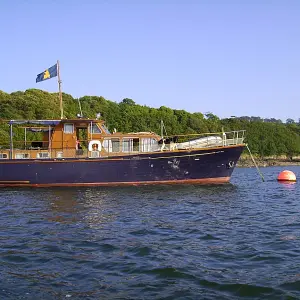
(1, 167, 300, 299)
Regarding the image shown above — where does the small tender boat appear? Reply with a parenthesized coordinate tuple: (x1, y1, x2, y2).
(176, 136, 223, 149)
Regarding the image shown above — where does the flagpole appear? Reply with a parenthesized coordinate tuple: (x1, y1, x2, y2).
(57, 60, 63, 119)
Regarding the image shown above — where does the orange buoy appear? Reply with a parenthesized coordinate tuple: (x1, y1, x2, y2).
(277, 170, 296, 182)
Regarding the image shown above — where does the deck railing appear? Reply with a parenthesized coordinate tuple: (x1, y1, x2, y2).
(161, 130, 245, 150)
(0, 130, 246, 159)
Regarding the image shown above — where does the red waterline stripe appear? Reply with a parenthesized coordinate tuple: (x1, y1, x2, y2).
(0, 177, 231, 187)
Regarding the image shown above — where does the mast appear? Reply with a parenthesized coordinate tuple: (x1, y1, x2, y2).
(57, 60, 63, 119)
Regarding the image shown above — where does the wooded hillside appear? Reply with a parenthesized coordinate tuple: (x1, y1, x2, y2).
(1, 89, 299, 159)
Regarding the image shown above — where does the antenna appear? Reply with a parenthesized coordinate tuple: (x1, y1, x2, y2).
(77, 98, 83, 118)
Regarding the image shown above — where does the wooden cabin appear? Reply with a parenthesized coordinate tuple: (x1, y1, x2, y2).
(0, 119, 161, 160)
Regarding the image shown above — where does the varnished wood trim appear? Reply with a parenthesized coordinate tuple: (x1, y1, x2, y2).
(0, 177, 230, 187)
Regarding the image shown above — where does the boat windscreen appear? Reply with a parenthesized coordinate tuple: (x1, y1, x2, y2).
(102, 124, 111, 134)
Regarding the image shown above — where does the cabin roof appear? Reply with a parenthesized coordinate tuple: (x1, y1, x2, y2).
(9, 120, 61, 126)
(9, 119, 104, 126)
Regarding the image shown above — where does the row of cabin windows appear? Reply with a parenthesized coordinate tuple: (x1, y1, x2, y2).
(63, 123, 101, 134)
(0, 153, 51, 159)
(0, 152, 73, 159)
(14, 151, 91, 159)
(15, 153, 49, 159)
(102, 138, 158, 153)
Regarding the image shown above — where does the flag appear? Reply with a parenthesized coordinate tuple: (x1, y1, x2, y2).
(36, 63, 58, 83)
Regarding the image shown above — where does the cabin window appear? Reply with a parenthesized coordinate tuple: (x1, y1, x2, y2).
(111, 138, 120, 152)
(15, 153, 29, 159)
(37, 152, 50, 159)
(133, 138, 139, 152)
(122, 139, 131, 152)
(102, 138, 120, 153)
(90, 151, 100, 158)
(64, 123, 74, 134)
(141, 138, 158, 152)
(90, 124, 102, 134)
(0, 153, 8, 159)
(122, 138, 139, 152)
(102, 139, 112, 152)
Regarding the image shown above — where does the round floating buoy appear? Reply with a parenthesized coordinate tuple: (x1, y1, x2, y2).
(277, 170, 296, 182)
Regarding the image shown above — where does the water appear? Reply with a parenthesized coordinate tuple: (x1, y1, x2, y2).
(1, 166, 300, 299)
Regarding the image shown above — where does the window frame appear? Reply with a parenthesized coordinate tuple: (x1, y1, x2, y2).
(64, 123, 74, 134)
(15, 153, 29, 159)
(90, 123, 102, 134)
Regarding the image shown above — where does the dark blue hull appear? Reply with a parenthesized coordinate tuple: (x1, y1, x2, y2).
(0, 145, 244, 187)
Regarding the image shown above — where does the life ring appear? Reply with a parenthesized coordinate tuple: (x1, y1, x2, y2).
(88, 140, 102, 152)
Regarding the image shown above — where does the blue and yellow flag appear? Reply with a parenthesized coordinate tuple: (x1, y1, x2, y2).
(36, 63, 58, 83)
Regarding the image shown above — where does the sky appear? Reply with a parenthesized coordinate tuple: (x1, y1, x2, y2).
(1, 0, 300, 121)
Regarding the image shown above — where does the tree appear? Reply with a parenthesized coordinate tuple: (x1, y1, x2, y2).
(286, 118, 295, 124)
(121, 98, 135, 105)
(0, 88, 300, 159)
(285, 134, 300, 160)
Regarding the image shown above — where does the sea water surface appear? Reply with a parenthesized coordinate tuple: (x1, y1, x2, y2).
(1, 166, 300, 299)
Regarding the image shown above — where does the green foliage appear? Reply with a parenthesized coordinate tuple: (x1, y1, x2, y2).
(0, 89, 299, 158)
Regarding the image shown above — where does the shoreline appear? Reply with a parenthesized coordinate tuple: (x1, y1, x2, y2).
(237, 157, 300, 168)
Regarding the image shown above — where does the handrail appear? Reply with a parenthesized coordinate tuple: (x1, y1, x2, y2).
(162, 130, 246, 138)
(2, 130, 246, 160)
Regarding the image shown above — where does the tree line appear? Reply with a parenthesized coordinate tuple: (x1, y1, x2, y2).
(0, 89, 299, 159)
